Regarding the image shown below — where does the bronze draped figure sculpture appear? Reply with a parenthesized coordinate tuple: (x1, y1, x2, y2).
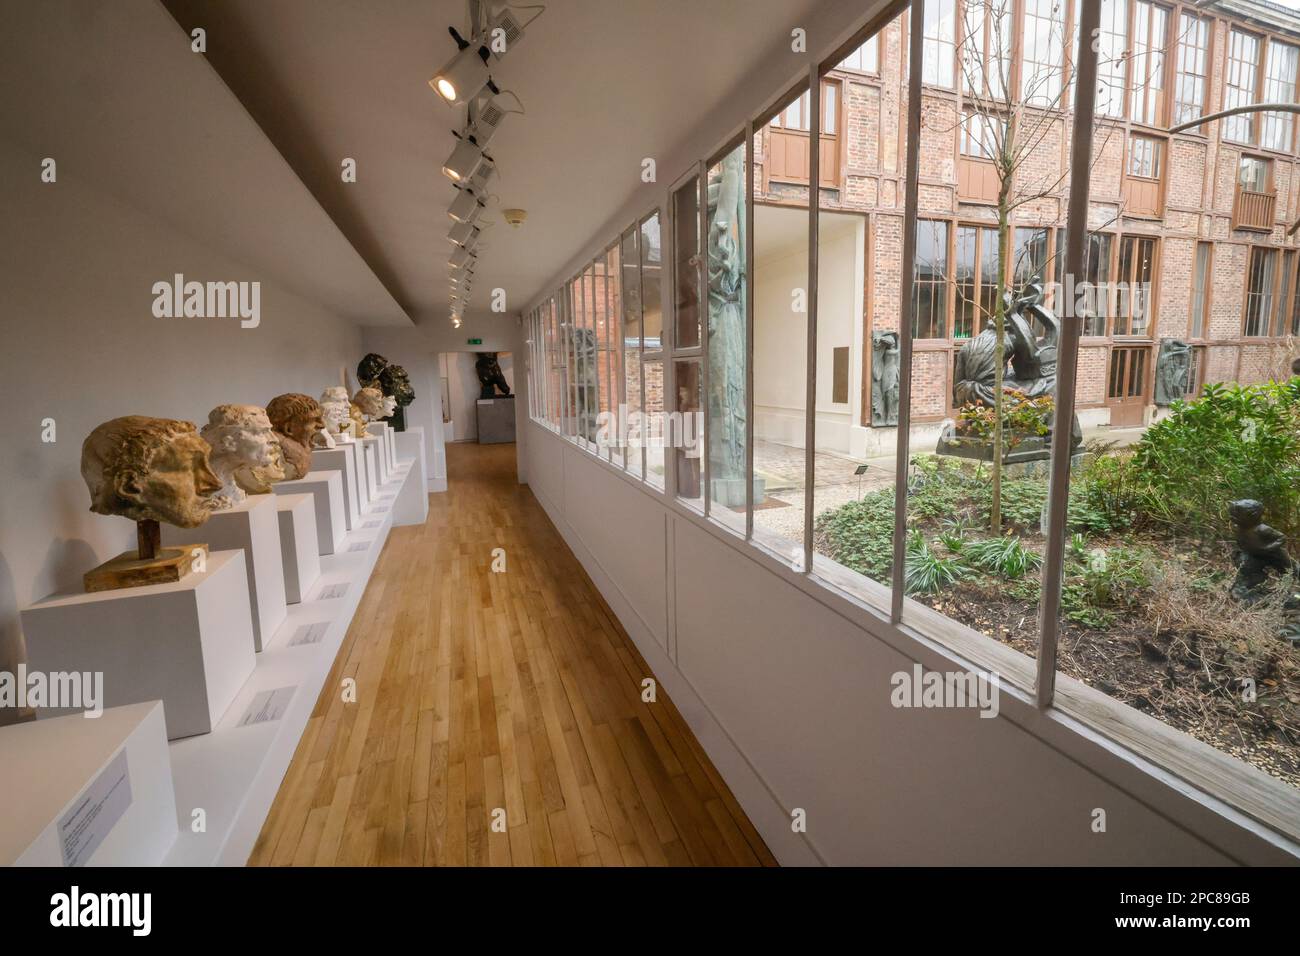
(939, 283, 1082, 465)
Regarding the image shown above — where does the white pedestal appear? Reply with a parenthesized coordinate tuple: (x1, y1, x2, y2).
(362, 435, 389, 487)
(393, 438, 428, 526)
(274, 494, 321, 605)
(163, 495, 286, 653)
(311, 444, 362, 530)
(272, 471, 346, 556)
(361, 439, 381, 502)
(0, 702, 178, 866)
(21, 551, 257, 740)
(396, 426, 426, 465)
(371, 422, 399, 472)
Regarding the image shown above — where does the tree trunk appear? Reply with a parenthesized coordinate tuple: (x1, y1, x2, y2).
(990, 134, 1014, 536)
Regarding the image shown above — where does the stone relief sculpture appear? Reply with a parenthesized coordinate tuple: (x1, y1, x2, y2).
(357, 353, 415, 431)
(706, 150, 754, 506)
(319, 386, 353, 444)
(80, 416, 221, 590)
(475, 352, 512, 399)
(1154, 339, 1192, 405)
(266, 393, 325, 480)
(871, 330, 901, 427)
(939, 284, 1081, 466)
(199, 404, 278, 510)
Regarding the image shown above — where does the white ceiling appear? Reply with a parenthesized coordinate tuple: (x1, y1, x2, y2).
(160, 0, 832, 327)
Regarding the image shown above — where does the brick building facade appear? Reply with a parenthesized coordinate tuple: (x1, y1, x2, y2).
(753, 0, 1300, 429)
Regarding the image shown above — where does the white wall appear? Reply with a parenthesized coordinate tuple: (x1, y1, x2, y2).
(520, 419, 1300, 865)
(0, 144, 364, 700)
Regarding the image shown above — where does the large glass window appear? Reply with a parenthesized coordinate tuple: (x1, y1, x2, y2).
(1129, 1, 1168, 126)
(621, 226, 644, 478)
(960, 0, 1012, 100)
(1173, 12, 1210, 125)
(912, 220, 949, 339)
(606, 244, 625, 467)
(706, 142, 749, 531)
(1096, 0, 1129, 118)
(837, 34, 879, 73)
(1190, 241, 1211, 339)
(1262, 40, 1299, 152)
(1225, 29, 1261, 144)
(954, 225, 999, 342)
(753, 89, 810, 553)
(922, 0, 956, 88)
(1244, 246, 1278, 337)
(1021, 0, 1066, 106)
(1114, 235, 1156, 337)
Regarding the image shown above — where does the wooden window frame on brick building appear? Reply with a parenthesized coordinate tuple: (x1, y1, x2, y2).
(1122, 131, 1167, 217)
(1188, 238, 1212, 340)
(1222, 24, 1300, 156)
(1241, 242, 1299, 337)
(765, 78, 843, 191)
(1233, 152, 1278, 231)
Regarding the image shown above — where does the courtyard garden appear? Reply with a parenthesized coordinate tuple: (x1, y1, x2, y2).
(816, 377, 1300, 789)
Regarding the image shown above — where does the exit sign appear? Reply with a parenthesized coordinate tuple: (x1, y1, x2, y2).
(467, 338, 482, 345)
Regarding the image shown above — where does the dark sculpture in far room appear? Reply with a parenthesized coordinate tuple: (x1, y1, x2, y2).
(1228, 499, 1300, 644)
(80, 416, 221, 591)
(358, 352, 415, 432)
(938, 284, 1082, 465)
(1154, 338, 1192, 405)
(475, 352, 512, 399)
(871, 330, 900, 427)
(265, 393, 326, 480)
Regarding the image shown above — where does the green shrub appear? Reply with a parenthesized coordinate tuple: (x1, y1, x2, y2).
(1125, 379, 1300, 540)
(904, 532, 968, 594)
(815, 487, 895, 579)
(962, 535, 1043, 578)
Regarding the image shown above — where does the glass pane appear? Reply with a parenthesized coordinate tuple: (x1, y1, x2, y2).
(644, 359, 665, 488)
(674, 360, 703, 508)
(810, 17, 900, 601)
(641, 212, 663, 350)
(706, 140, 749, 533)
(606, 245, 625, 466)
(752, 86, 809, 557)
(673, 177, 701, 350)
(621, 228, 644, 478)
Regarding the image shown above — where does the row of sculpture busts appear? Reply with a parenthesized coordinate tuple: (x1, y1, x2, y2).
(81, 388, 382, 531)
(81, 354, 415, 534)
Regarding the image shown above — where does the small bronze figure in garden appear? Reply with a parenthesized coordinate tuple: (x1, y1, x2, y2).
(1228, 499, 1298, 602)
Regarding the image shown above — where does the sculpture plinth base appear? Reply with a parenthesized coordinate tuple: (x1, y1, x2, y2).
(83, 543, 208, 593)
(936, 424, 1084, 479)
(711, 476, 766, 509)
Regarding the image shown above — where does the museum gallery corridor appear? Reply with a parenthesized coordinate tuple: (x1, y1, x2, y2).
(249, 442, 774, 866)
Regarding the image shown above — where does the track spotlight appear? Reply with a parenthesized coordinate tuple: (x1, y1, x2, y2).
(449, 246, 474, 270)
(430, 43, 490, 106)
(448, 221, 480, 247)
(429, 7, 540, 105)
(441, 135, 485, 183)
(467, 159, 496, 194)
(448, 188, 485, 224)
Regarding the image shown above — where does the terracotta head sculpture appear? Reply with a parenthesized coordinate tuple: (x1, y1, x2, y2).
(353, 386, 385, 420)
(266, 393, 325, 480)
(200, 404, 278, 509)
(81, 416, 221, 528)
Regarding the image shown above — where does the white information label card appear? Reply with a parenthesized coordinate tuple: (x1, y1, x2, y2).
(59, 749, 132, 867)
(289, 621, 330, 647)
(238, 686, 297, 727)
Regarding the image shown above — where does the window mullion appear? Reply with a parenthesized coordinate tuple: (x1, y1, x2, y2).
(1036, 0, 1102, 709)
(803, 71, 818, 567)
(892, 0, 926, 623)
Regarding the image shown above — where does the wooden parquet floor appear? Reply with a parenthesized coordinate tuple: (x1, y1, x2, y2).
(248, 440, 775, 866)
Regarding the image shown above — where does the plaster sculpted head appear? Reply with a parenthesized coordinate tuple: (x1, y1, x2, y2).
(199, 404, 277, 509)
(319, 386, 354, 440)
(353, 387, 385, 420)
(381, 394, 397, 417)
(349, 400, 369, 438)
(81, 416, 221, 528)
(265, 393, 325, 480)
(234, 438, 288, 494)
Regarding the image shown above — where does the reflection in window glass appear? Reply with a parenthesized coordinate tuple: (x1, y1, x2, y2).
(674, 360, 703, 507)
(912, 220, 949, 339)
(606, 245, 625, 466)
(1262, 41, 1299, 151)
(674, 178, 701, 350)
(753, 90, 809, 555)
(641, 212, 663, 349)
(707, 142, 750, 532)
(1224, 30, 1260, 143)
(644, 359, 665, 488)
(621, 227, 644, 478)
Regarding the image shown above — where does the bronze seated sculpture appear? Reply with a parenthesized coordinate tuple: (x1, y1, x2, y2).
(475, 352, 512, 399)
(937, 284, 1082, 466)
(1228, 499, 1300, 644)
